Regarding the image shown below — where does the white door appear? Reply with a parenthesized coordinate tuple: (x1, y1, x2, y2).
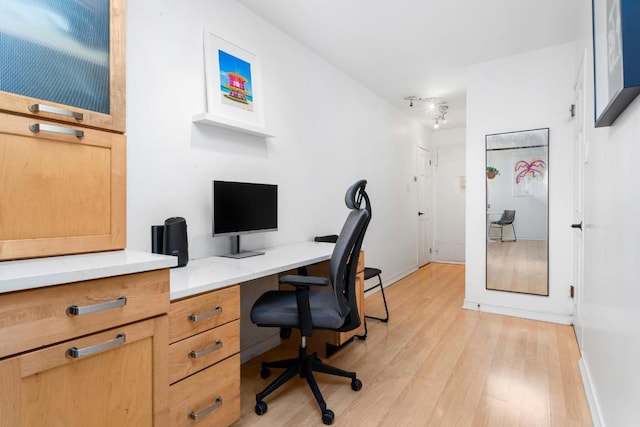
(572, 52, 587, 349)
(417, 147, 432, 267)
(435, 145, 466, 263)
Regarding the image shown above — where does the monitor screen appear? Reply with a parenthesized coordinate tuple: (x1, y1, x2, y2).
(212, 181, 278, 236)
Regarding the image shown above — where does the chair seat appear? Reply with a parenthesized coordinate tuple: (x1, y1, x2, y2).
(251, 290, 346, 330)
(363, 267, 382, 280)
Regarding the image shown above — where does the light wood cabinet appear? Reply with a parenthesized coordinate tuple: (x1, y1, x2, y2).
(0, 0, 127, 261)
(168, 285, 241, 426)
(0, 115, 125, 261)
(0, 269, 168, 358)
(0, 0, 126, 132)
(0, 269, 170, 427)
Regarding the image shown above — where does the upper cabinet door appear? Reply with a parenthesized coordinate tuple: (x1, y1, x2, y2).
(0, 0, 125, 132)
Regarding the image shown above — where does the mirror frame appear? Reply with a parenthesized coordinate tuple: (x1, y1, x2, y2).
(485, 128, 549, 296)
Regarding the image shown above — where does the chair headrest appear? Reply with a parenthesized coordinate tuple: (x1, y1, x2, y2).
(345, 180, 368, 210)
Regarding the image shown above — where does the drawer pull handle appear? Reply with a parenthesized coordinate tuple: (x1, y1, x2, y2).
(189, 340, 223, 359)
(67, 296, 127, 316)
(29, 103, 84, 120)
(188, 396, 222, 421)
(30, 123, 84, 138)
(188, 305, 222, 322)
(66, 333, 126, 359)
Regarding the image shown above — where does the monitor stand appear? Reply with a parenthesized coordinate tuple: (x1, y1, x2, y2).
(220, 235, 265, 259)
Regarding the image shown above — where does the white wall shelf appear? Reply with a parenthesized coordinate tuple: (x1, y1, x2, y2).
(192, 112, 274, 138)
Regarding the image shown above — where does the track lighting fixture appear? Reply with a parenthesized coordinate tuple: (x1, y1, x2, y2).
(403, 96, 449, 129)
(432, 103, 448, 129)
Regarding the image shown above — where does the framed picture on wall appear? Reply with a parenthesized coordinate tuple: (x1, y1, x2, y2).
(592, 0, 640, 127)
(194, 28, 272, 137)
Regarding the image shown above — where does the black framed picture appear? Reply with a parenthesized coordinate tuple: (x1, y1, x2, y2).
(592, 0, 640, 127)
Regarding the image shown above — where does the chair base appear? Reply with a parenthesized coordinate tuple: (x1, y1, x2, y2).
(255, 344, 362, 425)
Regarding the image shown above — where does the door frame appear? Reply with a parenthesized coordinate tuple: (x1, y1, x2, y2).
(572, 50, 588, 349)
(416, 146, 432, 267)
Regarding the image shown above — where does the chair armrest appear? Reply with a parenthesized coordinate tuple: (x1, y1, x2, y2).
(279, 275, 329, 287)
(278, 275, 328, 337)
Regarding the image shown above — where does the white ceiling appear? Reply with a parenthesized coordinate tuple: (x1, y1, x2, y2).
(237, 0, 580, 129)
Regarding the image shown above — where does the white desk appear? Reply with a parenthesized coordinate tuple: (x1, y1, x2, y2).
(169, 241, 334, 300)
(169, 241, 336, 364)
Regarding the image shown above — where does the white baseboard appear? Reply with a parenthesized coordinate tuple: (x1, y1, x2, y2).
(365, 266, 417, 297)
(462, 300, 573, 325)
(579, 356, 605, 427)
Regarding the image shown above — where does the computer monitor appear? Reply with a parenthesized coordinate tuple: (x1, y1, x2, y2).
(212, 180, 277, 258)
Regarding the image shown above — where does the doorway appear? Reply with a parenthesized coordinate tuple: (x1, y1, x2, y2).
(417, 147, 432, 267)
(434, 145, 466, 263)
(572, 52, 587, 348)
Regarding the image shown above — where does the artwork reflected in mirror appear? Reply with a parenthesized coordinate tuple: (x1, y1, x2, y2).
(486, 128, 549, 296)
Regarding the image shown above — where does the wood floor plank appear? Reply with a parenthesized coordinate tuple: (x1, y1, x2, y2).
(234, 263, 592, 426)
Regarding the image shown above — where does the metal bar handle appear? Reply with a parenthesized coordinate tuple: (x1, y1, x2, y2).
(188, 305, 222, 322)
(189, 340, 223, 359)
(29, 103, 84, 120)
(30, 123, 84, 138)
(188, 397, 222, 421)
(66, 333, 126, 359)
(67, 296, 127, 316)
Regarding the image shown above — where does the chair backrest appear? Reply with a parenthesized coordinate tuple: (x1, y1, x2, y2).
(330, 180, 371, 332)
(501, 210, 516, 224)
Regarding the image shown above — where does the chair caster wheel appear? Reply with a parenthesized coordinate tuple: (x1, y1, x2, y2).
(322, 409, 334, 425)
(351, 378, 363, 391)
(260, 367, 271, 379)
(255, 400, 268, 416)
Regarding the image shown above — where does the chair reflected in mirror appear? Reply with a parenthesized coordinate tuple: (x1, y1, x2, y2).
(489, 210, 516, 242)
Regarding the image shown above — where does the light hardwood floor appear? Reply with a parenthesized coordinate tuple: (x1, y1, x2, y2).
(234, 263, 591, 426)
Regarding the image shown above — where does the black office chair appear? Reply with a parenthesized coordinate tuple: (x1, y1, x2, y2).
(489, 209, 516, 242)
(250, 180, 371, 425)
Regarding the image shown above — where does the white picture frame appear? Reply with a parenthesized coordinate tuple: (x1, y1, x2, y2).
(197, 28, 270, 137)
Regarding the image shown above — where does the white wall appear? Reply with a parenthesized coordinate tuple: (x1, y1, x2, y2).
(573, 1, 640, 425)
(465, 43, 575, 323)
(125, 0, 425, 284)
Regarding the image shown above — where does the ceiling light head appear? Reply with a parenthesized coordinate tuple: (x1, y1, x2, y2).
(434, 120, 439, 129)
(403, 95, 419, 107)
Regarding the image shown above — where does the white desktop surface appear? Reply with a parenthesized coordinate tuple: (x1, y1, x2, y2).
(170, 241, 335, 300)
(0, 250, 178, 294)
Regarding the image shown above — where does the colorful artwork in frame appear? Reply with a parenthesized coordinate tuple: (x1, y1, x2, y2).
(202, 28, 267, 135)
(218, 50, 254, 112)
(513, 152, 547, 197)
(514, 158, 546, 184)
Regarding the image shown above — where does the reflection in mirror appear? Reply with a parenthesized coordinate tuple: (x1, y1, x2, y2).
(486, 128, 549, 295)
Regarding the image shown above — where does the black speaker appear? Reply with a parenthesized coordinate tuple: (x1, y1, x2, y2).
(151, 225, 164, 254)
(151, 217, 189, 267)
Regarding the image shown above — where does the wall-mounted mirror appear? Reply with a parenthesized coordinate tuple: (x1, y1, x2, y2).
(486, 128, 548, 295)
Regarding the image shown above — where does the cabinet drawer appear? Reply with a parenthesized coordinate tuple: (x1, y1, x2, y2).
(169, 319, 239, 384)
(169, 286, 240, 343)
(169, 354, 240, 427)
(0, 269, 169, 359)
(0, 113, 126, 260)
(0, 315, 168, 427)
